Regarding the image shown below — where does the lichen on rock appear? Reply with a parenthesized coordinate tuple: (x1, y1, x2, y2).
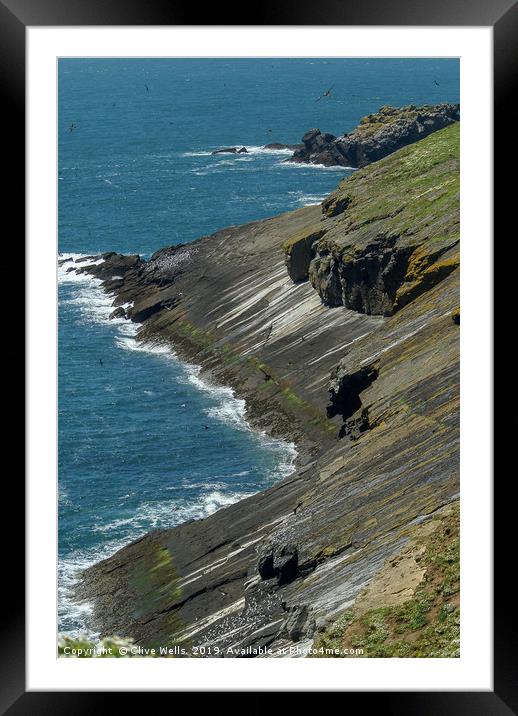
(287, 103, 460, 169)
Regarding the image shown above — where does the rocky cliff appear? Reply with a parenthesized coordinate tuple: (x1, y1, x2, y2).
(289, 123, 460, 316)
(287, 103, 460, 168)
(72, 122, 460, 657)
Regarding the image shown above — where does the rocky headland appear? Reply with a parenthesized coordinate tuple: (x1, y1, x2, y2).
(286, 103, 460, 168)
(71, 121, 460, 657)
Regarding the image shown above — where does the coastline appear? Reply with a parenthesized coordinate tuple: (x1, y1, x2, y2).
(69, 124, 460, 656)
(58, 257, 298, 637)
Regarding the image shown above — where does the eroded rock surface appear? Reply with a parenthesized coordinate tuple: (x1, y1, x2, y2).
(70, 123, 459, 657)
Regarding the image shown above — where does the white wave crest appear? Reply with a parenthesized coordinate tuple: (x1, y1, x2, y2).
(183, 145, 295, 159)
(276, 161, 355, 171)
(182, 364, 297, 473)
(58, 253, 104, 284)
(58, 255, 298, 637)
(245, 145, 295, 156)
(287, 190, 328, 207)
(115, 334, 173, 356)
(58, 483, 255, 636)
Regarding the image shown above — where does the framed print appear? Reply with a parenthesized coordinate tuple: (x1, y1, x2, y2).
(9, 0, 508, 707)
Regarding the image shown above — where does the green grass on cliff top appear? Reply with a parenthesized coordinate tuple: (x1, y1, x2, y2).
(355, 104, 430, 137)
(326, 122, 460, 251)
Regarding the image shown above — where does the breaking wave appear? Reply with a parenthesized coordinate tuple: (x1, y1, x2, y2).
(58, 255, 297, 637)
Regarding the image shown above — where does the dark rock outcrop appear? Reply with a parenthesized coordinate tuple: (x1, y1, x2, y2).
(287, 103, 460, 168)
(258, 544, 299, 586)
(327, 362, 379, 438)
(283, 225, 326, 282)
(211, 146, 248, 155)
(109, 306, 126, 320)
(280, 604, 311, 642)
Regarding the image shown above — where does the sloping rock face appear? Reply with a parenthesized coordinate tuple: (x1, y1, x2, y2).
(72, 124, 459, 657)
(288, 103, 459, 168)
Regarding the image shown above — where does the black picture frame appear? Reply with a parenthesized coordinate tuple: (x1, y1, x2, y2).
(9, 0, 506, 708)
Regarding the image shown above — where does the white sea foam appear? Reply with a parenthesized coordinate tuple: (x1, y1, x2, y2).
(115, 334, 172, 355)
(181, 150, 214, 157)
(59, 484, 256, 638)
(276, 161, 354, 171)
(59, 264, 298, 482)
(288, 190, 328, 207)
(61, 290, 116, 324)
(183, 145, 294, 159)
(182, 364, 297, 472)
(58, 252, 297, 637)
(182, 363, 248, 430)
(58, 545, 111, 639)
(299, 194, 327, 206)
(58, 253, 122, 325)
(245, 145, 294, 156)
(58, 253, 104, 284)
(59, 527, 161, 639)
(205, 400, 247, 429)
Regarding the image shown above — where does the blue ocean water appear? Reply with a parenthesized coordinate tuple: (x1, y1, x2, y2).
(58, 58, 459, 635)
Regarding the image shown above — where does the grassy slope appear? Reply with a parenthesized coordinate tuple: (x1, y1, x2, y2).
(308, 122, 460, 313)
(311, 504, 460, 658)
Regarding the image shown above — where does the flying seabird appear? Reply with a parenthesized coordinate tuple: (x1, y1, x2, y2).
(145, 83, 149, 93)
(434, 79, 440, 86)
(68, 123, 77, 132)
(316, 85, 334, 102)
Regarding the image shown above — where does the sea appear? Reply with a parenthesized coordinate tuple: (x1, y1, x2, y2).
(58, 57, 460, 636)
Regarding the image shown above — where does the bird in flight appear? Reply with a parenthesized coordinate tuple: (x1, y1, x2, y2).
(434, 79, 440, 86)
(68, 123, 77, 132)
(144, 83, 149, 93)
(316, 86, 334, 102)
